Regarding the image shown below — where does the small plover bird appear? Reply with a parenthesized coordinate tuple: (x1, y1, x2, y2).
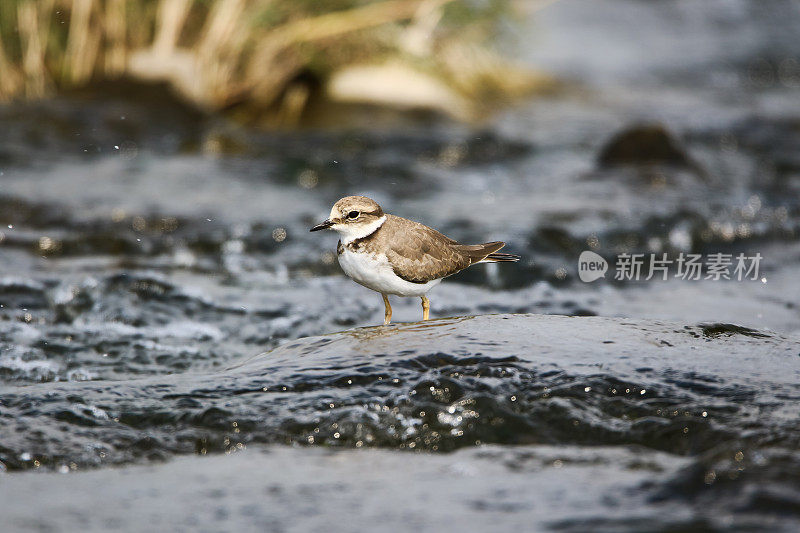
(310, 196, 519, 325)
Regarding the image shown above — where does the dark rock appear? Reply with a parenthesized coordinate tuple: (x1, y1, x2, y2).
(598, 123, 698, 169)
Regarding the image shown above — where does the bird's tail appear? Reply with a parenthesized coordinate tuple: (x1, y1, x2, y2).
(455, 241, 521, 263)
(484, 252, 520, 262)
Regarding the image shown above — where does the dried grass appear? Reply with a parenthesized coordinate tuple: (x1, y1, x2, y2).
(0, 0, 551, 123)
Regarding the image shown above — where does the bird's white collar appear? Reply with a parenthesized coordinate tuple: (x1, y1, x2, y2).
(336, 215, 387, 244)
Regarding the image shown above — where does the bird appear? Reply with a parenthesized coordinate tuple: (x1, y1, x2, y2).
(310, 195, 519, 325)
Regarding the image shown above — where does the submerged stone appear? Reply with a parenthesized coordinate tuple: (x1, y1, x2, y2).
(598, 123, 698, 170)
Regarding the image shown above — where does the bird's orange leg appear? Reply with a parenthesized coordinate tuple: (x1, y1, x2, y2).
(382, 294, 392, 325)
(421, 295, 430, 321)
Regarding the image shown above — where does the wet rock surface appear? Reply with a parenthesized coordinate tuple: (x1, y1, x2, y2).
(1, 314, 799, 531)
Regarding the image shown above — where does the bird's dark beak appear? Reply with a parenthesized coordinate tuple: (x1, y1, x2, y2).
(310, 219, 334, 232)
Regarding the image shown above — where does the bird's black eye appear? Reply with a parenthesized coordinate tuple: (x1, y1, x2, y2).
(347, 211, 360, 219)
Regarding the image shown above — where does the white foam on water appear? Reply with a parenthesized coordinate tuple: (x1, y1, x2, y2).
(0, 277, 45, 290)
(0, 355, 59, 377)
(7, 322, 42, 341)
(76, 320, 223, 341)
(149, 321, 224, 341)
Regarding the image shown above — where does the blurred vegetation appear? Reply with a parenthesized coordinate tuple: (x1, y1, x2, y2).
(0, 0, 552, 126)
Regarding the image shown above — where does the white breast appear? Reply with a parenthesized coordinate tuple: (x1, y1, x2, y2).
(337, 248, 441, 297)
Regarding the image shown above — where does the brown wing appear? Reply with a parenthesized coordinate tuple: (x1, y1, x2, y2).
(377, 215, 505, 283)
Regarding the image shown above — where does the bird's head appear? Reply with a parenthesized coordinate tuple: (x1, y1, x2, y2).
(310, 196, 386, 242)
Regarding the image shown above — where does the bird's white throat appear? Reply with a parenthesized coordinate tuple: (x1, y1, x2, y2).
(335, 215, 387, 244)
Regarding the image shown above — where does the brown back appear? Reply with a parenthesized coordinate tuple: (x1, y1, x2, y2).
(353, 215, 506, 283)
